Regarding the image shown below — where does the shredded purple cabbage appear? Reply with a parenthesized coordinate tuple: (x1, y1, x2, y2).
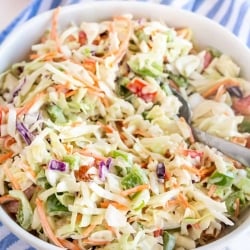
(156, 162, 165, 180)
(49, 159, 67, 172)
(16, 122, 33, 145)
(99, 158, 112, 181)
(12, 77, 26, 100)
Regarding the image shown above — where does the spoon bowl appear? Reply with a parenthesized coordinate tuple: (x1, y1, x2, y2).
(172, 88, 250, 167)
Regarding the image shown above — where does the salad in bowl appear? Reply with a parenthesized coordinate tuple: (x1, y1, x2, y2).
(0, 2, 250, 250)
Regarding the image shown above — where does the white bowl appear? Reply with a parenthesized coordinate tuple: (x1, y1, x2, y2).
(0, 2, 250, 250)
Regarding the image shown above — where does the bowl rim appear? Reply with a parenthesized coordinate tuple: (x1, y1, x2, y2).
(0, 1, 250, 250)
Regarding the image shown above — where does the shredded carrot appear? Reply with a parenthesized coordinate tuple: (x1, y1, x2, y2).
(104, 222, 117, 235)
(82, 239, 110, 246)
(177, 193, 189, 208)
(173, 182, 180, 188)
(50, 7, 61, 52)
(100, 96, 110, 107)
(199, 166, 216, 179)
(182, 165, 200, 176)
(17, 91, 46, 116)
(120, 184, 149, 196)
(234, 198, 240, 218)
(207, 184, 217, 197)
(0, 151, 13, 164)
(53, 82, 71, 93)
(193, 222, 201, 230)
(214, 84, 226, 102)
(0, 106, 9, 113)
(82, 224, 96, 238)
(65, 89, 78, 98)
(230, 136, 247, 146)
(3, 136, 16, 149)
(82, 58, 96, 73)
(202, 79, 241, 98)
(98, 123, 115, 133)
(0, 194, 17, 204)
(2, 162, 21, 190)
(36, 198, 64, 247)
(59, 239, 81, 250)
(29, 51, 58, 61)
(74, 148, 107, 162)
(100, 201, 128, 210)
(64, 143, 73, 154)
(70, 121, 82, 127)
(166, 198, 179, 207)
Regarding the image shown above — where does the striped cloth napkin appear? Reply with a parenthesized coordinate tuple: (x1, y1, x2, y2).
(0, 0, 249, 250)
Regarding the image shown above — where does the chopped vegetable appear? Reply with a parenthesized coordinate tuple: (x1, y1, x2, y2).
(48, 159, 67, 172)
(163, 230, 175, 250)
(16, 122, 33, 145)
(225, 190, 245, 215)
(9, 190, 33, 230)
(168, 72, 188, 87)
(208, 171, 234, 187)
(46, 194, 69, 216)
(121, 165, 148, 190)
(238, 116, 250, 133)
(126, 78, 157, 102)
(46, 103, 67, 123)
(156, 162, 166, 180)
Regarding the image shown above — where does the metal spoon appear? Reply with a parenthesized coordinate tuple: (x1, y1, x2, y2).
(171, 88, 250, 167)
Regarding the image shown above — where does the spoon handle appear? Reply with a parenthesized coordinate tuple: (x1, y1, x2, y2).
(193, 128, 250, 167)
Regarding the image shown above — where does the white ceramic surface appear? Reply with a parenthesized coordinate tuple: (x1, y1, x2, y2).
(0, 2, 250, 250)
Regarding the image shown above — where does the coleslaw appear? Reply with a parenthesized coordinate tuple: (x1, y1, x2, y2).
(0, 8, 250, 250)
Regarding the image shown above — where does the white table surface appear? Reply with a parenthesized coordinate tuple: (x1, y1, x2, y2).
(0, 1, 249, 249)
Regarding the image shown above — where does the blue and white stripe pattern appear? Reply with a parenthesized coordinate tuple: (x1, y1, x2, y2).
(0, 0, 250, 249)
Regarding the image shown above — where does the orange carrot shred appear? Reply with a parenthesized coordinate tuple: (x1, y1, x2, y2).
(177, 193, 189, 208)
(202, 79, 240, 98)
(17, 91, 46, 116)
(182, 165, 200, 176)
(234, 198, 240, 218)
(59, 239, 81, 250)
(3, 136, 16, 149)
(120, 184, 149, 196)
(82, 224, 96, 238)
(100, 201, 128, 210)
(0, 151, 13, 164)
(36, 198, 64, 248)
(207, 184, 217, 197)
